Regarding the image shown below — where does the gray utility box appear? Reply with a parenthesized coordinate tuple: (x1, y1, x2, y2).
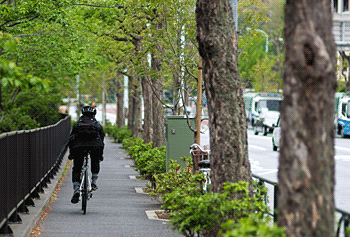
(165, 116, 195, 172)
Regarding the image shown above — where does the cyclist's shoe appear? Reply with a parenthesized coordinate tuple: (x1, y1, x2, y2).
(71, 190, 80, 204)
(91, 183, 98, 191)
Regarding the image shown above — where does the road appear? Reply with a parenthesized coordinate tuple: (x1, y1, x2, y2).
(247, 129, 350, 212)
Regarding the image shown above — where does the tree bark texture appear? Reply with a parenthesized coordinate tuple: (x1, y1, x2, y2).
(116, 77, 125, 128)
(127, 75, 134, 132)
(173, 73, 181, 115)
(196, 0, 252, 194)
(132, 77, 142, 138)
(142, 76, 153, 144)
(278, 1, 337, 236)
(151, 51, 166, 147)
(151, 22, 166, 148)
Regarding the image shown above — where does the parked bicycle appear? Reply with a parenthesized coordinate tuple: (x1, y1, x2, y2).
(190, 144, 211, 193)
(198, 159, 211, 193)
(79, 151, 94, 214)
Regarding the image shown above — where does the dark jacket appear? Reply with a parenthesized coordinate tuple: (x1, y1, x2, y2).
(69, 115, 105, 149)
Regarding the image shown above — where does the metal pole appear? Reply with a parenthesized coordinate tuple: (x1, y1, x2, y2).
(230, 0, 238, 31)
(273, 183, 279, 222)
(76, 75, 80, 118)
(102, 73, 106, 126)
(196, 57, 203, 145)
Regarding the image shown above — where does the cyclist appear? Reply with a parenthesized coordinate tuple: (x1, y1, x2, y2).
(68, 105, 105, 204)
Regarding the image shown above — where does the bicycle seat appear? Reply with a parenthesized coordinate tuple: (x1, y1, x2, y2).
(198, 159, 210, 168)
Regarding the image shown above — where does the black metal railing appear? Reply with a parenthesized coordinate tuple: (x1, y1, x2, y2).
(253, 174, 350, 237)
(0, 116, 71, 235)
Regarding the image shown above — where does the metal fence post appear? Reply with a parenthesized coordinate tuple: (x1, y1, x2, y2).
(273, 183, 278, 223)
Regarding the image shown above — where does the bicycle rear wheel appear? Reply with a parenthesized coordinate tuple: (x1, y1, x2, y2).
(82, 169, 88, 214)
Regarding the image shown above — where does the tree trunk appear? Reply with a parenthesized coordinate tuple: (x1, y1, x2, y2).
(129, 37, 144, 138)
(151, 22, 166, 148)
(142, 76, 153, 144)
(116, 76, 125, 128)
(132, 77, 142, 138)
(127, 75, 134, 132)
(151, 58, 165, 148)
(276, 41, 283, 92)
(183, 81, 189, 108)
(173, 73, 181, 115)
(196, 0, 252, 194)
(277, 1, 336, 236)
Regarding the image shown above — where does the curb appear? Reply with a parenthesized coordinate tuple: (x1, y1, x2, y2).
(145, 210, 169, 222)
(135, 187, 168, 222)
(8, 153, 70, 237)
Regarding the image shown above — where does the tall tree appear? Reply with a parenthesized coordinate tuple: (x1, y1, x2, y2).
(196, 0, 252, 193)
(142, 76, 153, 144)
(132, 77, 142, 138)
(151, 45, 166, 147)
(127, 75, 134, 132)
(277, 0, 337, 236)
(116, 74, 125, 128)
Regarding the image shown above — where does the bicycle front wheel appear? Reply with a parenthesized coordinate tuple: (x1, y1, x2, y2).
(82, 169, 88, 214)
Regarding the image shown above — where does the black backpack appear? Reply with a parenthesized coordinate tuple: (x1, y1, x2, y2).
(75, 117, 100, 141)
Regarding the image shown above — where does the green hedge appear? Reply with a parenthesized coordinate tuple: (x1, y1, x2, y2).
(103, 124, 132, 143)
(122, 136, 286, 237)
(123, 137, 166, 187)
(220, 213, 286, 237)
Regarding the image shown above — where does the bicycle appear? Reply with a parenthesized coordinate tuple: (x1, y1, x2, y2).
(80, 151, 93, 214)
(198, 159, 211, 193)
(190, 144, 211, 193)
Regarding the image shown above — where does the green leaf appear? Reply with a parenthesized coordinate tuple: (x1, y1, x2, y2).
(2, 78, 9, 87)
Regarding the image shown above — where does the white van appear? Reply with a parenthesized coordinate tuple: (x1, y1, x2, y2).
(243, 93, 282, 128)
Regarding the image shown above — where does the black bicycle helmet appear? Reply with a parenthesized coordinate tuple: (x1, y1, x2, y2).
(81, 105, 97, 116)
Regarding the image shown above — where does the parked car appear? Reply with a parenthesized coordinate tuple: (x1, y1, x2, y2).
(272, 117, 281, 151)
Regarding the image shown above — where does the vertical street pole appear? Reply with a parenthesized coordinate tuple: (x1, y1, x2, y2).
(102, 73, 106, 126)
(76, 75, 80, 119)
(230, 0, 238, 31)
(196, 57, 203, 145)
(115, 74, 118, 125)
(123, 70, 128, 126)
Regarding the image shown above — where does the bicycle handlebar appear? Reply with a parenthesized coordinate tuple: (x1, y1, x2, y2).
(189, 143, 211, 155)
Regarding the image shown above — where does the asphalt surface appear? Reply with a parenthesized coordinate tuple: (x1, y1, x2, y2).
(9, 138, 182, 237)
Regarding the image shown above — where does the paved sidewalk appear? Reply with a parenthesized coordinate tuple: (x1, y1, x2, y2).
(28, 138, 181, 237)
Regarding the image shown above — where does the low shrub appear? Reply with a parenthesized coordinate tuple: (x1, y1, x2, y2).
(104, 125, 132, 143)
(117, 125, 132, 143)
(122, 136, 140, 150)
(122, 138, 282, 237)
(123, 138, 166, 187)
(147, 157, 202, 197)
(219, 213, 286, 237)
(127, 140, 153, 161)
(134, 146, 166, 185)
(161, 181, 269, 237)
(103, 124, 116, 140)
